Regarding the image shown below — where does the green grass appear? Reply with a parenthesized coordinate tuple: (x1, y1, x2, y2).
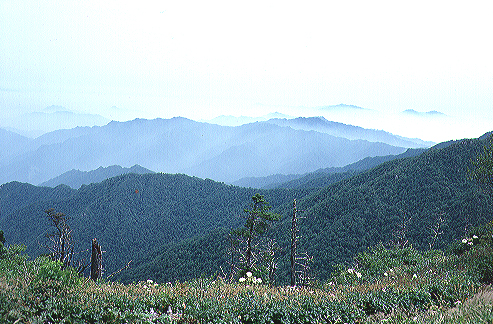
(2, 230, 493, 323)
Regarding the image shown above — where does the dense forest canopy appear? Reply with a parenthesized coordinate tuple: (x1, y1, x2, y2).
(0, 173, 306, 276)
(0, 133, 492, 284)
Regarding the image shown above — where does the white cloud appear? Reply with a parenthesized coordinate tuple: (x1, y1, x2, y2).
(1, 0, 492, 141)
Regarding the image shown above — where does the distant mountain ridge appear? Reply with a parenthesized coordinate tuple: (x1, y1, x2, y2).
(122, 132, 493, 284)
(0, 132, 491, 284)
(402, 109, 448, 117)
(0, 117, 409, 185)
(3, 109, 109, 137)
(0, 128, 31, 163)
(232, 148, 427, 189)
(202, 112, 292, 126)
(264, 117, 434, 148)
(318, 103, 371, 111)
(39, 165, 154, 189)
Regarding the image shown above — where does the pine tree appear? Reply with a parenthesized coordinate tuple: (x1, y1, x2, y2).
(229, 194, 280, 282)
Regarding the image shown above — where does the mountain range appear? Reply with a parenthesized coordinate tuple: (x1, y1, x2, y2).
(2, 107, 110, 137)
(0, 131, 491, 284)
(119, 132, 493, 283)
(0, 116, 428, 185)
(39, 165, 154, 189)
(232, 147, 427, 189)
(264, 117, 434, 148)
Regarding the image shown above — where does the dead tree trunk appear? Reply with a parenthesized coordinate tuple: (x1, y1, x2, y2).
(290, 199, 298, 287)
(290, 199, 314, 287)
(90, 238, 102, 281)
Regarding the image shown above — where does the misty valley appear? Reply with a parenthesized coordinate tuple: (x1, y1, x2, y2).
(1, 117, 493, 323)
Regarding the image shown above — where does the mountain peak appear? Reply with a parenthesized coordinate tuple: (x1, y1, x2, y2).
(39, 164, 155, 189)
(403, 109, 447, 117)
(319, 104, 369, 111)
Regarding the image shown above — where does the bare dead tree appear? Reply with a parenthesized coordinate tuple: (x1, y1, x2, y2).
(290, 199, 299, 287)
(392, 214, 412, 249)
(428, 213, 446, 250)
(90, 238, 103, 281)
(258, 238, 278, 285)
(290, 199, 314, 287)
(295, 252, 314, 287)
(43, 208, 89, 274)
(44, 208, 75, 269)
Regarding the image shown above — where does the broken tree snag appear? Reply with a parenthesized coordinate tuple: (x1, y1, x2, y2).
(90, 238, 102, 281)
(290, 199, 298, 287)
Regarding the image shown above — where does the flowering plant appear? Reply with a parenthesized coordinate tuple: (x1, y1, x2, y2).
(238, 271, 263, 286)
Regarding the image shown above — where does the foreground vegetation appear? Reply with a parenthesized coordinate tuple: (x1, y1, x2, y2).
(2, 221, 493, 323)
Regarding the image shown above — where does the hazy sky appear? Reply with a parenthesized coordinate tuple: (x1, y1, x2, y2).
(1, 1, 492, 142)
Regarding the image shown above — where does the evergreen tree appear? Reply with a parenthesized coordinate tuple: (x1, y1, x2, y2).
(230, 194, 281, 281)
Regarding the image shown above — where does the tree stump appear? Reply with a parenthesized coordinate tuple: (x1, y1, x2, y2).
(90, 238, 102, 281)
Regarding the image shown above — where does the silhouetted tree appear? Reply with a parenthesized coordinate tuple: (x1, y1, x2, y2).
(44, 208, 74, 269)
(43, 208, 88, 273)
(230, 194, 280, 281)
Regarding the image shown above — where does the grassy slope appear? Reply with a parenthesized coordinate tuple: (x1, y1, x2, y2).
(3, 225, 493, 323)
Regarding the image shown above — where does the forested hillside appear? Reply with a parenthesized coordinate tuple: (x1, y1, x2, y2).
(231, 148, 426, 189)
(286, 135, 493, 281)
(1, 133, 492, 285)
(0, 174, 307, 276)
(118, 133, 493, 284)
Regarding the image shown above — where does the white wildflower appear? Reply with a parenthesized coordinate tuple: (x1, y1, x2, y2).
(147, 279, 153, 284)
(246, 272, 253, 278)
(239, 277, 246, 282)
(347, 268, 354, 274)
(413, 274, 417, 279)
(468, 242, 474, 246)
(473, 235, 478, 239)
(384, 272, 388, 277)
(462, 238, 468, 244)
(256, 278, 262, 284)
(356, 272, 362, 278)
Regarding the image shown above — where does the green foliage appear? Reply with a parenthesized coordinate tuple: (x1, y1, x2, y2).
(230, 194, 281, 281)
(119, 228, 231, 283)
(1, 234, 492, 323)
(33, 257, 82, 287)
(469, 134, 493, 197)
(274, 136, 493, 282)
(1, 133, 493, 286)
(0, 174, 302, 278)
